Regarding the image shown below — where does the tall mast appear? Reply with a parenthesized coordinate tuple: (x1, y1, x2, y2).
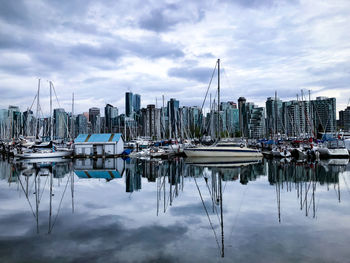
(275, 90, 277, 137)
(71, 92, 74, 140)
(50, 81, 53, 141)
(35, 79, 40, 139)
(162, 95, 165, 139)
(217, 59, 220, 139)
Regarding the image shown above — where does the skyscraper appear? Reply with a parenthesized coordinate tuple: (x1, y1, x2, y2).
(339, 106, 350, 131)
(266, 96, 283, 137)
(105, 104, 118, 133)
(125, 92, 133, 118)
(8, 105, 22, 139)
(53, 108, 68, 140)
(133, 94, 141, 113)
(238, 97, 246, 137)
(89, 107, 101, 133)
(141, 104, 160, 139)
(312, 97, 336, 134)
(167, 98, 179, 138)
(76, 114, 88, 135)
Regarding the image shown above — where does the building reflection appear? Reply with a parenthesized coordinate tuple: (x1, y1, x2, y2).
(1, 159, 74, 234)
(1, 157, 349, 240)
(74, 158, 124, 181)
(267, 158, 349, 222)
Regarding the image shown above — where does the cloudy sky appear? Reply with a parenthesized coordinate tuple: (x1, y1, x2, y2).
(0, 0, 349, 115)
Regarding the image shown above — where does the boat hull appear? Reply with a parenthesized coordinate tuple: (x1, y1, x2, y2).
(185, 156, 262, 167)
(184, 147, 262, 157)
(16, 150, 72, 159)
(317, 148, 349, 158)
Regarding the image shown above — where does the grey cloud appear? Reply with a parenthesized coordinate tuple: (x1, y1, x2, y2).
(309, 76, 350, 91)
(168, 66, 213, 83)
(70, 43, 123, 61)
(0, 213, 188, 263)
(139, 8, 179, 32)
(307, 61, 350, 76)
(226, 0, 299, 9)
(0, 0, 30, 25)
(139, 2, 206, 32)
(126, 37, 185, 59)
(170, 201, 216, 216)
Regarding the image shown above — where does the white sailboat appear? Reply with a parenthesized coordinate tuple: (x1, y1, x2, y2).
(15, 80, 73, 159)
(184, 141, 262, 158)
(184, 59, 262, 158)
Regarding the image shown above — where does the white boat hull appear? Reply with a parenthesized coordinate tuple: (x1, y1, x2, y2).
(185, 156, 262, 167)
(16, 150, 72, 159)
(184, 146, 262, 157)
(317, 148, 349, 158)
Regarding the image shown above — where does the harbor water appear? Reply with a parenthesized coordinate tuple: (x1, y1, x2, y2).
(0, 157, 350, 262)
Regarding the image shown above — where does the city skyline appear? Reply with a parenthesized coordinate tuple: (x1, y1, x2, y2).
(1, 0, 350, 115)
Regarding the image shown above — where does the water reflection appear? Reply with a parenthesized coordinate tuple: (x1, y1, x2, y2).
(0, 157, 349, 262)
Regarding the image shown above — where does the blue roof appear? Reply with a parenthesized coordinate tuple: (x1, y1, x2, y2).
(75, 134, 89, 143)
(74, 170, 121, 179)
(74, 133, 122, 143)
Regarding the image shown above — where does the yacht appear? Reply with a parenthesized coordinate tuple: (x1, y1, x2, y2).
(15, 148, 73, 159)
(184, 141, 262, 158)
(185, 156, 262, 167)
(317, 140, 349, 158)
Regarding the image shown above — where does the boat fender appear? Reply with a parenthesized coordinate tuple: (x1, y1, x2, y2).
(240, 144, 244, 148)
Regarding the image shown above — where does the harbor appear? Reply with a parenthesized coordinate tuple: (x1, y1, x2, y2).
(1, 0, 350, 262)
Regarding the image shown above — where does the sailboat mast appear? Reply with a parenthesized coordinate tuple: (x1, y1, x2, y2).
(217, 59, 220, 139)
(71, 92, 74, 140)
(219, 172, 224, 257)
(35, 79, 40, 140)
(50, 81, 53, 141)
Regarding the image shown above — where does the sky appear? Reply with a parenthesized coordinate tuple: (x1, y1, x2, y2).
(0, 0, 350, 116)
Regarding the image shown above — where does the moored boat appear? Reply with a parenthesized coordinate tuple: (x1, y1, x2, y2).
(184, 141, 262, 158)
(317, 140, 349, 158)
(15, 148, 73, 159)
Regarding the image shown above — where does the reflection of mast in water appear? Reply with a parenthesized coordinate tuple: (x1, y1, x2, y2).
(11, 161, 74, 234)
(194, 170, 224, 258)
(156, 160, 184, 216)
(269, 160, 345, 222)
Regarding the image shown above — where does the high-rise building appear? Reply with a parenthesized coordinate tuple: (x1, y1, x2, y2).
(339, 106, 350, 131)
(238, 97, 246, 137)
(125, 92, 133, 118)
(312, 97, 336, 134)
(89, 107, 101, 134)
(76, 114, 88, 135)
(141, 104, 161, 139)
(8, 106, 22, 139)
(133, 94, 141, 113)
(167, 98, 179, 138)
(23, 110, 35, 137)
(53, 108, 68, 140)
(281, 100, 311, 137)
(220, 102, 239, 136)
(105, 104, 118, 133)
(0, 109, 9, 139)
(247, 105, 265, 139)
(266, 96, 283, 137)
(239, 101, 265, 139)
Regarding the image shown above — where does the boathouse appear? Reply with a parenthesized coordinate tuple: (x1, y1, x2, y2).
(74, 133, 124, 157)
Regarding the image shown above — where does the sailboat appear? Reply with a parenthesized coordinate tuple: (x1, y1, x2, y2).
(15, 80, 73, 159)
(184, 59, 262, 158)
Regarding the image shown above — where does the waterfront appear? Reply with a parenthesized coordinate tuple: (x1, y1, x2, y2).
(0, 157, 350, 263)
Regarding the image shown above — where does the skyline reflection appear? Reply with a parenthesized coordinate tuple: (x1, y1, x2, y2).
(0, 157, 349, 262)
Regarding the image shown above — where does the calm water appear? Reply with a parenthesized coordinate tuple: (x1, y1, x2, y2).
(0, 156, 350, 263)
